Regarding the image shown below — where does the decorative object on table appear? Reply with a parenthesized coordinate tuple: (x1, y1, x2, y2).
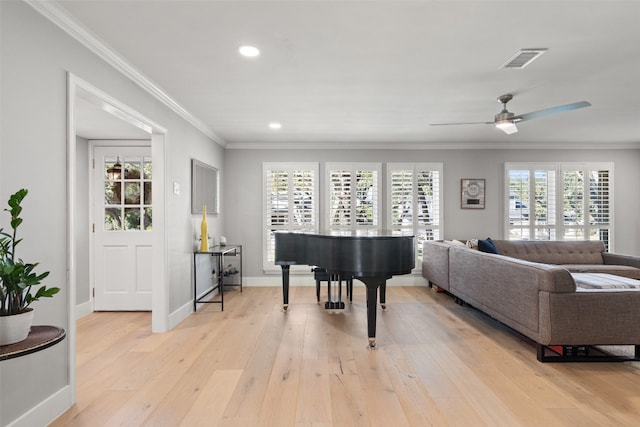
(461, 178, 485, 209)
(200, 204, 209, 252)
(219, 236, 227, 246)
(0, 189, 60, 346)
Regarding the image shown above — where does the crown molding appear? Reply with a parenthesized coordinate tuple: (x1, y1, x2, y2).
(24, 0, 226, 147)
(225, 140, 640, 150)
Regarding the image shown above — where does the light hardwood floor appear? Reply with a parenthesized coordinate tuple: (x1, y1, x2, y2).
(52, 285, 640, 426)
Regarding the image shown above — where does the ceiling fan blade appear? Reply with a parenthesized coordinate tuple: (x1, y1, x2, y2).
(430, 121, 493, 126)
(514, 101, 591, 123)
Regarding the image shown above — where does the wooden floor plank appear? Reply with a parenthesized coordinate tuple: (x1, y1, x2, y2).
(52, 286, 640, 427)
(177, 369, 243, 427)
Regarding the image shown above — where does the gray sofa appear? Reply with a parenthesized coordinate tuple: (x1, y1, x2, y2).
(422, 239, 640, 361)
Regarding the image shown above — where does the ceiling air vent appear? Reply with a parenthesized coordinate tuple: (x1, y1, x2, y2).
(500, 49, 548, 69)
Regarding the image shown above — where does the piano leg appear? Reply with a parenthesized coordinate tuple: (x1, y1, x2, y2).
(281, 265, 290, 311)
(357, 277, 384, 348)
(380, 280, 387, 310)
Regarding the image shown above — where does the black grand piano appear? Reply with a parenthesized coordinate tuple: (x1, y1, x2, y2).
(274, 230, 414, 347)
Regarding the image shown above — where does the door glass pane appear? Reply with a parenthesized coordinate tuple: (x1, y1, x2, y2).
(124, 157, 142, 179)
(105, 182, 121, 204)
(104, 156, 122, 180)
(124, 182, 141, 205)
(144, 182, 152, 204)
(144, 207, 153, 230)
(143, 157, 152, 179)
(105, 207, 122, 230)
(124, 208, 141, 230)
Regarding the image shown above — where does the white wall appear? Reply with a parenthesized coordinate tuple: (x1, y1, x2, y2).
(224, 148, 640, 280)
(0, 2, 223, 425)
(75, 136, 91, 307)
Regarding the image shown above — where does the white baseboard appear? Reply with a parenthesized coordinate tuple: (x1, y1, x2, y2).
(7, 385, 72, 427)
(169, 299, 193, 330)
(75, 300, 92, 319)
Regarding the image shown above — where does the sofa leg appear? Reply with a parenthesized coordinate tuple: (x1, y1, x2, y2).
(537, 343, 640, 362)
(537, 344, 545, 362)
(452, 296, 467, 306)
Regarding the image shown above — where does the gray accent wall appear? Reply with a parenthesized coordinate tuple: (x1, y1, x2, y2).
(1, 2, 223, 425)
(224, 148, 640, 279)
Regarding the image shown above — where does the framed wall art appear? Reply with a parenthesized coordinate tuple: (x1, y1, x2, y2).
(192, 159, 219, 214)
(461, 179, 485, 209)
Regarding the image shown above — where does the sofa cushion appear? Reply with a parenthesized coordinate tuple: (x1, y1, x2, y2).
(492, 240, 605, 265)
(443, 239, 466, 246)
(478, 237, 499, 254)
(562, 264, 640, 279)
(572, 273, 640, 291)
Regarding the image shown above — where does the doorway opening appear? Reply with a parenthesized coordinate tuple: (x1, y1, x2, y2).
(67, 72, 168, 403)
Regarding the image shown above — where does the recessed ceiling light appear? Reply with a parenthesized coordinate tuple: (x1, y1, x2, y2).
(238, 45, 260, 58)
(269, 122, 282, 130)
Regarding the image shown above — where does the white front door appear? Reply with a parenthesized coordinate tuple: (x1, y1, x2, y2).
(93, 146, 153, 311)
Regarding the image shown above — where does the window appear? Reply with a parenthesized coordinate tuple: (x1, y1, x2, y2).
(263, 163, 318, 271)
(326, 163, 381, 230)
(505, 162, 613, 250)
(387, 163, 443, 267)
(104, 155, 152, 231)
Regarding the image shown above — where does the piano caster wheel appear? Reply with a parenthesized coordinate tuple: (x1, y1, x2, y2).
(283, 304, 288, 311)
(368, 338, 376, 348)
(380, 303, 387, 311)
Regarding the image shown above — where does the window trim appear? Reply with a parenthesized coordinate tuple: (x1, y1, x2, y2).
(504, 162, 614, 251)
(263, 162, 319, 272)
(387, 163, 444, 271)
(324, 162, 382, 231)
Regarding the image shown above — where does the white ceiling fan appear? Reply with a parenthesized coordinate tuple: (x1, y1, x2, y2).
(430, 94, 591, 135)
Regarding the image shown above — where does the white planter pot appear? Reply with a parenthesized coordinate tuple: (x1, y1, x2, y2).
(0, 309, 35, 346)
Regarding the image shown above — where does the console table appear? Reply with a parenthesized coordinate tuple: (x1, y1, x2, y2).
(0, 326, 66, 361)
(193, 244, 242, 311)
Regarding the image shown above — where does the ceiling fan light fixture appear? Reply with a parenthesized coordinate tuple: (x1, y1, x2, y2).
(495, 120, 518, 134)
(500, 48, 548, 69)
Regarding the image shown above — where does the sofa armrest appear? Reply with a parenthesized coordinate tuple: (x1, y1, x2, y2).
(422, 241, 453, 289)
(448, 247, 576, 339)
(603, 252, 640, 269)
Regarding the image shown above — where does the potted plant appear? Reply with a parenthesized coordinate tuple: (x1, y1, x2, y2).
(0, 189, 60, 345)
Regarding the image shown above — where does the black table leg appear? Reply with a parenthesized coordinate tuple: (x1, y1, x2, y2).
(218, 253, 224, 311)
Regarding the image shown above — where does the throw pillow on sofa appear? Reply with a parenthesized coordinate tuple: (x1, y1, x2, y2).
(478, 237, 499, 254)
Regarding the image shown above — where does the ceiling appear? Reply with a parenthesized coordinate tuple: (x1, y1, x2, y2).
(55, 1, 640, 148)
